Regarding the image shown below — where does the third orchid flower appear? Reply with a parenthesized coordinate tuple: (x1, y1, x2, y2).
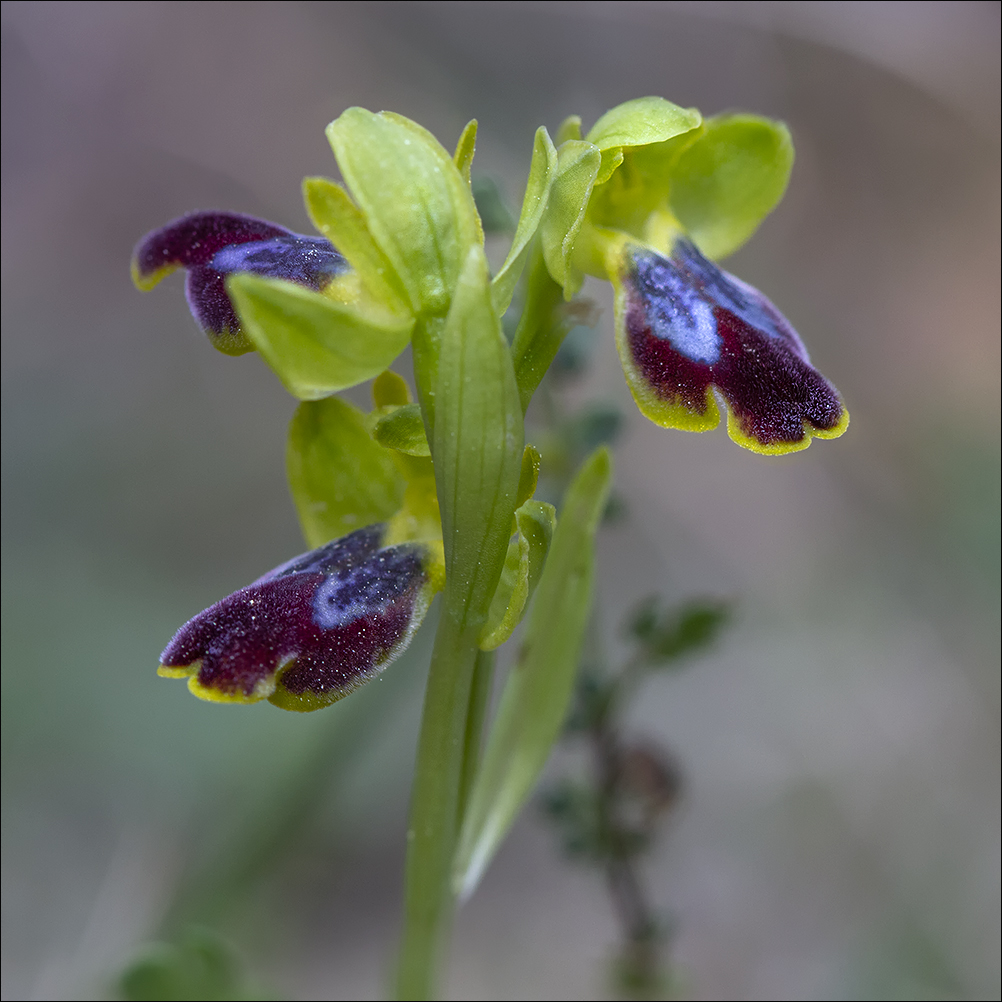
(557, 98, 849, 454)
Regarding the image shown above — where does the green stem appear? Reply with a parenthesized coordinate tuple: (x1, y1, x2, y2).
(395, 610, 480, 999)
(458, 648, 495, 824)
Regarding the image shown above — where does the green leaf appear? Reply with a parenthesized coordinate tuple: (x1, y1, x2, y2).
(491, 127, 558, 316)
(372, 401, 430, 457)
(585, 96, 702, 185)
(540, 140, 602, 299)
(453, 447, 613, 898)
(302, 176, 411, 314)
(326, 108, 481, 317)
(668, 113, 794, 260)
(227, 274, 413, 400)
(287, 396, 404, 548)
(433, 244, 524, 626)
(480, 500, 556, 651)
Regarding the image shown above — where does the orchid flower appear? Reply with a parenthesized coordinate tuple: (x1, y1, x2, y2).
(158, 524, 443, 711)
(544, 97, 849, 455)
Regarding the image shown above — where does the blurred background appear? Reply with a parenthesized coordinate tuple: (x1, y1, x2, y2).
(2, 2, 999, 999)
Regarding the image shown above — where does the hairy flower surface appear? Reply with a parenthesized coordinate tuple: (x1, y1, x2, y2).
(613, 237, 848, 454)
(131, 211, 349, 354)
(159, 525, 443, 711)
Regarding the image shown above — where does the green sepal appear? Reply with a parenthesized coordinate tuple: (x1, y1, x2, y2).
(372, 402, 430, 457)
(479, 500, 556, 651)
(453, 447, 613, 897)
(227, 274, 413, 400)
(326, 108, 481, 317)
(302, 176, 412, 315)
(433, 244, 524, 625)
(491, 127, 558, 316)
(668, 113, 794, 260)
(287, 396, 405, 548)
(584, 96, 702, 185)
(540, 140, 602, 299)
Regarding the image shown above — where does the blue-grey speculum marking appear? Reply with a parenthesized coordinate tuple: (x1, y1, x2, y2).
(632, 248, 721, 364)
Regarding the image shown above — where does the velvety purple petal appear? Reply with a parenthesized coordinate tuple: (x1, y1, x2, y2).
(160, 525, 439, 711)
(183, 265, 243, 351)
(617, 239, 848, 454)
(132, 211, 349, 355)
(132, 211, 291, 283)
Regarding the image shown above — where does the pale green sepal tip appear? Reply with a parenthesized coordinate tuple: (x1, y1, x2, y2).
(326, 108, 480, 318)
(227, 273, 413, 400)
(668, 113, 794, 260)
(491, 126, 558, 317)
(287, 397, 405, 549)
(454, 447, 612, 899)
(540, 140, 602, 299)
(372, 402, 431, 457)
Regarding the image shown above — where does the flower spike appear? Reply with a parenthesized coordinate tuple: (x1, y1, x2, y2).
(613, 236, 848, 454)
(159, 524, 444, 712)
(131, 211, 349, 355)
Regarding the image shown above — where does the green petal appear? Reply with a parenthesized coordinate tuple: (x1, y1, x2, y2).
(491, 127, 558, 317)
(434, 244, 524, 625)
(668, 113, 794, 260)
(515, 443, 542, 510)
(286, 396, 405, 548)
(372, 402, 431, 457)
(555, 114, 582, 145)
(479, 500, 556, 651)
(540, 140, 602, 299)
(303, 176, 411, 314)
(454, 119, 478, 183)
(453, 447, 613, 898)
(326, 109, 481, 317)
(585, 96, 702, 185)
(227, 273, 413, 400)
